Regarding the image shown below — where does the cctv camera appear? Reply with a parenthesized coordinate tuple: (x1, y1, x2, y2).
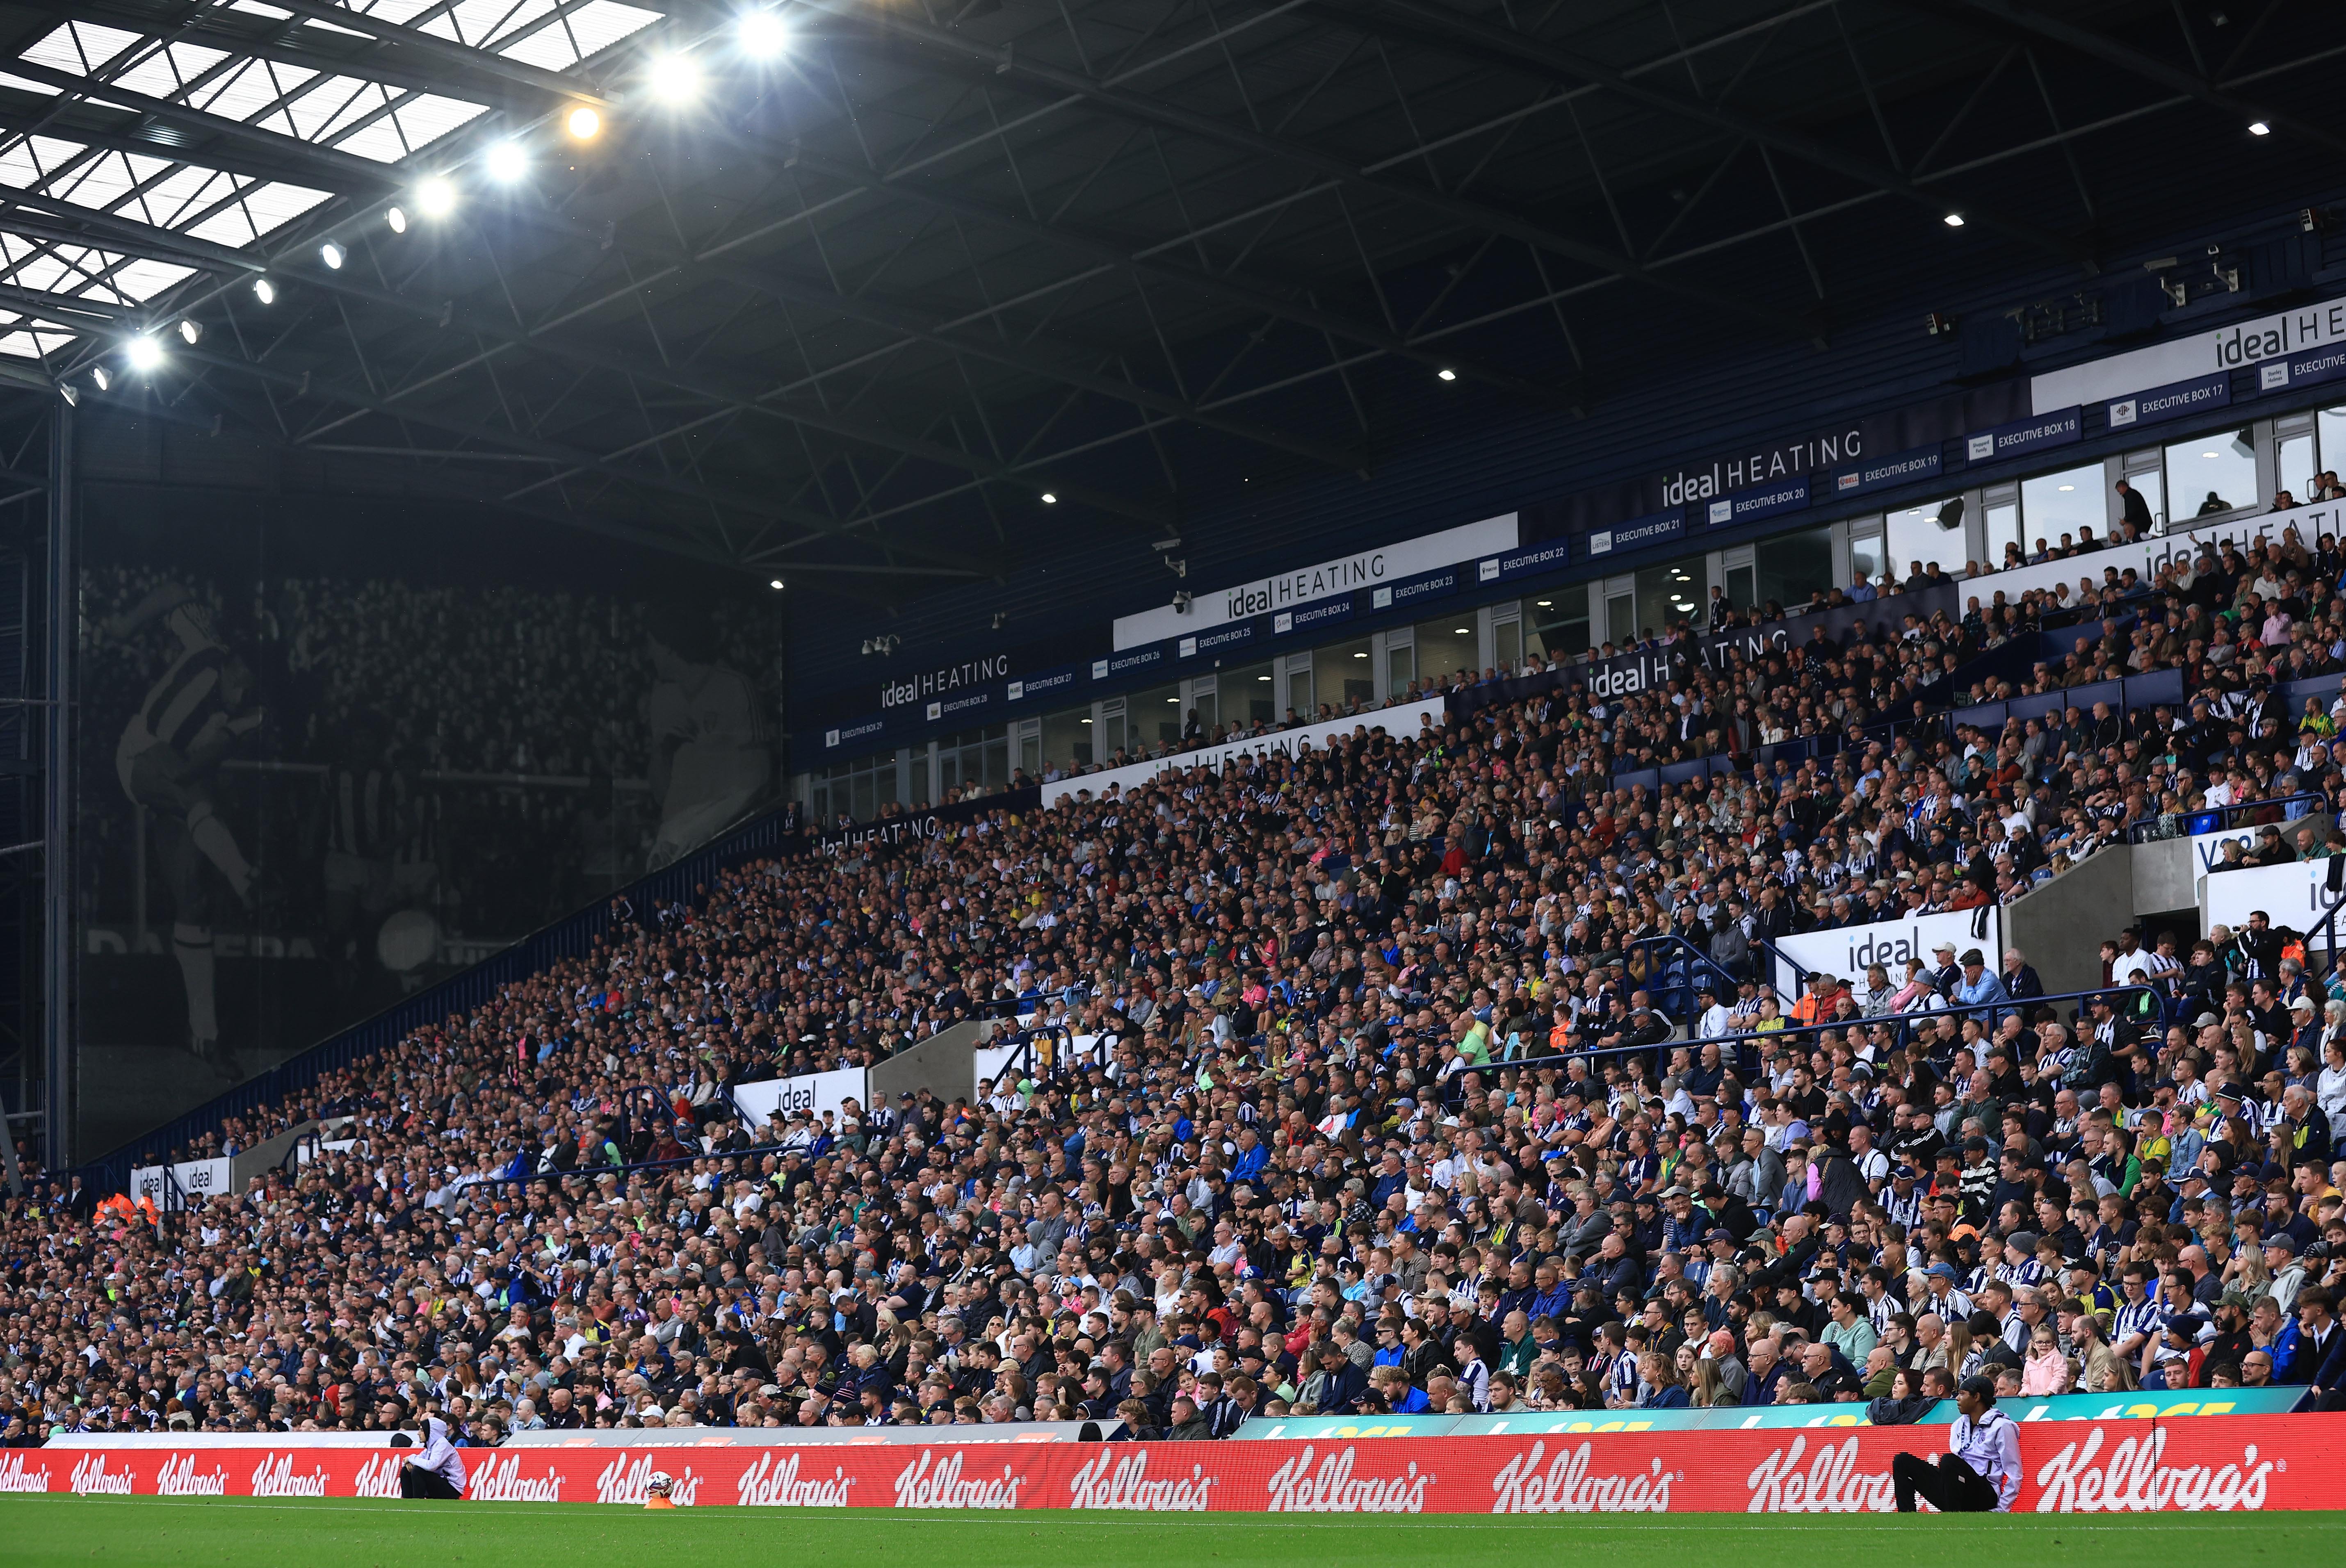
(1152, 537, 1183, 553)
(1173, 591, 1194, 613)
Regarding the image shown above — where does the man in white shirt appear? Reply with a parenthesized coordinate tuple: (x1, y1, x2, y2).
(1892, 1376, 2021, 1512)
(1695, 984, 1733, 1039)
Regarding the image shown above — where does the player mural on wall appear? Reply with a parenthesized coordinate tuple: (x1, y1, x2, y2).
(100, 583, 264, 1080)
(642, 607, 774, 871)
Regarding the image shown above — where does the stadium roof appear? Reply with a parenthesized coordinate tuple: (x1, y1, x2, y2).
(0, 0, 2337, 594)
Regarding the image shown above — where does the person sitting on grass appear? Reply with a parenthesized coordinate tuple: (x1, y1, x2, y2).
(396, 1410, 467, 1501)
(1891, 1375, 2020, 1513)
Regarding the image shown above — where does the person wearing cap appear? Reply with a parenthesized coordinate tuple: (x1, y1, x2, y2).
(1891, 1374, 2020, 1512)
(1949, 948, 2009, 1022)
(1694, 984, 1732, 1040)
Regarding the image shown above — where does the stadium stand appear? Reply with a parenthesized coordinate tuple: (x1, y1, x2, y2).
(7, 533, 2346, 1447)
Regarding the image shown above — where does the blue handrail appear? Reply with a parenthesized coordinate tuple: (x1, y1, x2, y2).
(2127, 791, 2325, 846)
(1440, 982, 2167, 1108)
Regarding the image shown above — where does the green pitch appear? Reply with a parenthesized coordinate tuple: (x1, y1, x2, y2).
(3, 1495, 2342, 1566)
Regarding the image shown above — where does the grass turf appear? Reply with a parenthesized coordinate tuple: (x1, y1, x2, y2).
(2, 1496, 2342, 1566)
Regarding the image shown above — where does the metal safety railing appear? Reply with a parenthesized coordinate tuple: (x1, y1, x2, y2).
(1439, 982, 2167, 1108)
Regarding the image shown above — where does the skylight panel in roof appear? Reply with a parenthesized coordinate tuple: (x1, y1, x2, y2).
(494, 0, 663, 71)
(0, 135, 93, 194)
(552, 2, 663, 58)
(20, 21, 140, 79)
(183, 179, 333, 246)
(15, 18, 490, 166)
(108, 41, 234, 102)
(105, 256, 197, 301)
(0, 71, 61, 96)
(10, 252, 89, 296)
(235, 180, 334, 230)
(336, 0, 660, 67)
(116, 163, 239, 230)
(388, 93, 489, 147)
(185, 57, 323, 124)
(267, 73, 381, 144)
(419, 0, 535, 50)
(41, 148, 141, 214)
(0, 327, 81, 360)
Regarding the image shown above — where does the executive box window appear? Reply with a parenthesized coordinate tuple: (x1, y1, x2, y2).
(811, 751, 896, 825)
(1130, 681, 1184, 750)
(1040, 704, 1091, 775)
(1414, 615, 1479, 687)
(2275, 410, 2346, 504)
(1221, 661, 1277, 727)
(2018, 463, 2105, 553)
(1883, 498, 1967, 582)
(1849, 523, 1885, 591)
(2166, 427, 2256, 518)
(1755, 525, 1832, 612)
(1633, 557, 1707, 641)
(1983, 483, 2024, 565)
(935, 727, 1008, 797)
(1523, 590, 1589, 665)
(1313, 637, 1374, 714)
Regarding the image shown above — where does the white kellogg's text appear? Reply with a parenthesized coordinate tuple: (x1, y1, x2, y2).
(1264, 1445, 1433, 1514)
(1490, 1442, 1678, 1514)
(1744, 1437, 1896, 1513)
(0, 1453, 51, 1493)
(892, 1452, 1026, 1510)
(250, 1454, 329, 1498)
(596, 1453, 701, 1507)
(353, 1453, 403, 1500)
(1067, 1449, 1215, 1512)
(736, 1452, 856, 1508)
(155, 1453, 226, 1497)
(2033, 1426, 2273, 1513)
(467, 1454, 564, 1503)
(69, 1456, 134, 1496)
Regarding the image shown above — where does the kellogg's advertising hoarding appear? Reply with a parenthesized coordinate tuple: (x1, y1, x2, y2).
(19, 1416, 2332, 1513)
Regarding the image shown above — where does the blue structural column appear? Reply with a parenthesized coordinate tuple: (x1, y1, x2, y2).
(42, 399, 70, 1173)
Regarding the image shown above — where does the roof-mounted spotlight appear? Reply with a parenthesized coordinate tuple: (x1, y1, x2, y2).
(415, 175, 457, 217)
(319, 240, 345, 269)
(177, 319, 201, 345)
(1040, 491, 1058, 504)
(124, 336, 163, 372)
(1437, 367, 1456, 381)
(739, 8, 789, 57)
(483, 141, 528, 183)
(386, 205, 407, 234)
(2248, 120, 2271, 136)
(768, 577, 785, 590)
(648, 52, 701, 104)
(251, 276, 276, 305)
(58, 382, 78, 407)
(1943, 212, 1965, 228)
(566, 105, 602, 141)
(91, 365, 111, 391)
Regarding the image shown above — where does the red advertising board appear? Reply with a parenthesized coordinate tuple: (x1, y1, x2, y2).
(8, 1414, 2330, 1514)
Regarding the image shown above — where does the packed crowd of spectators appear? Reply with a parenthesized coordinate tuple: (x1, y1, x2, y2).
(8, 606, 2346, 1447)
